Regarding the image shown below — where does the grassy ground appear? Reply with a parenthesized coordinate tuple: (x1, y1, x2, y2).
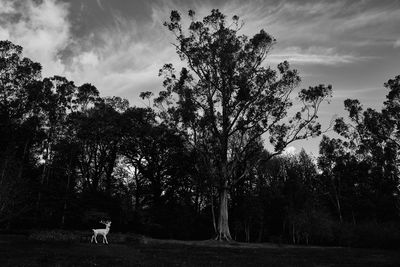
(1, 234, 400, 266)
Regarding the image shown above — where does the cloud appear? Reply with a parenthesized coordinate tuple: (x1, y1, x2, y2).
(0, 0, 14, 13)
(283, 146, 297, 155)
(394, 39, 400, 48)
(96, 0, 105, 10)
(149, 1, 382, 68)
(1, 0, 399, 109)
(76, 51, 100, 67)
(221, 1, 343, 42)
(222, 0, 400, 49)
(340, 8, 400, 32)
(0, 0, 71, 77)
(0, 0, 177, 105)
(0, 27, 10, 40)
(268, 46, 363, 66)
(63, 10, 181, 104)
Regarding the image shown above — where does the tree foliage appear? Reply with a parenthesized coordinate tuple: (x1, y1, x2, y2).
(332, 75, 400, 219)
(154, 9, 332, 240)
(0, 19, 399, 249)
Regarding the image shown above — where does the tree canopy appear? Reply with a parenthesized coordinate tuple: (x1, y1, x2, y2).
(0, 11, 399, 249)
(150, 9, 332, 240)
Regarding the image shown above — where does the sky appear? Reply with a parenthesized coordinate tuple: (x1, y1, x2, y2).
(1, 0, 399, 156)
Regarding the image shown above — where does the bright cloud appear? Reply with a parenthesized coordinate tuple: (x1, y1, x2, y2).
(77, 51, 100, 67)
(0, 0, 176, 105)
(0, 27, 10, 40)
(268, 46, 362, 65)
(0, 0, 14, 13)
(0, 0, 71, 77)
(394, 39, 400, 48)
(283, 146, 297, 155)
(65, 12, 177, 103)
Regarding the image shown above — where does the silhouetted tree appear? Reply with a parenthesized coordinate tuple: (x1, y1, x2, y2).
(155, 9, 332, 240)
(333, 75, 400, 219)
(0, 40, 42, 226)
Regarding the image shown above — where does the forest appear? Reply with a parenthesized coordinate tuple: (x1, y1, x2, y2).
(1, 10, 399, 249)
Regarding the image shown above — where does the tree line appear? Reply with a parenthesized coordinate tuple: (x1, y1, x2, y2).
(0, 10, 399, 248)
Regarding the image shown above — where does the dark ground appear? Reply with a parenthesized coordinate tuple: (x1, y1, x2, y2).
(1, 235, 400, 266)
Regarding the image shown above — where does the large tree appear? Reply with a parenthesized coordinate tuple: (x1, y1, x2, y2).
(153, 10, 332, 240)
(0, 40, 43, 225)
(67, 101, 123, 194)
(334, 75, 400, 218)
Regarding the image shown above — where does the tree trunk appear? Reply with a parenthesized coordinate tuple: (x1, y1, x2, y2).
(105, 147, 117, 197)
(36, 163, 47, 212)
(335, 193, 343, 223)
(216, 186, 232, 241)
(292, 223, 296, 244)
(210, 189, 217, 235)
(61, 162, 72, 228)
(245, 220, 250, 242)
(37, 141, 50, 212)
(257, 222, 264, 242)
(351, 209, 356, 225)
(134, 168, 141, 212)
(0, 157, 9, 186)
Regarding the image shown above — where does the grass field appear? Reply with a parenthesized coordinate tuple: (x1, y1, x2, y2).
(1, 234, 400, 266)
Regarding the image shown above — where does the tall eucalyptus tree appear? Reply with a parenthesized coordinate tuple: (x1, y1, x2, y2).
(153, 10, 332, 240)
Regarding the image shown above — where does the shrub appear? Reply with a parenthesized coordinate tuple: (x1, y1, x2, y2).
(331, 223, 356, 247)
(354, 222, 400, 249)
